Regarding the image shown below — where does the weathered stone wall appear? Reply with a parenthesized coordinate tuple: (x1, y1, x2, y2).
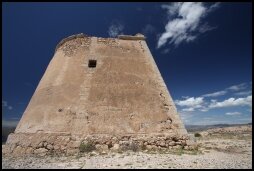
(4, 132, 193, 156)
(5, 33, 190, 156)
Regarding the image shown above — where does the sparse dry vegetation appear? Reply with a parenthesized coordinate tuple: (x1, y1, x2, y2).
(194, 132, 202, 137)
(79, 141, 95, 153)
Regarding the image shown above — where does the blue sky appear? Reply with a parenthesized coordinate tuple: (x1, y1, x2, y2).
(2, 2, 252, 127)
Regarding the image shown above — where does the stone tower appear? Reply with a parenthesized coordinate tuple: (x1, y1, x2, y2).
(5, 33, 189, 156)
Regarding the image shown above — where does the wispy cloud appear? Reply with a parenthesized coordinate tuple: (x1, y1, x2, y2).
(175, 82, 252, 112)
(225, 112, 241, 116)
(157, 2, 220, 48)
(227, 83, 248, 91)
(142, 24, 156, 36)
(2, 119, 19, 127)
(108, 20, 124, 38)
(209, 95, 252, 109)
(198, 22, 217, 33)
(234, 90, 252, 96)
(191, 119, 251, 125)
(178, 111, 195, 124)
(182, 107, 195, 112)
(161, 3, 182, 16)
(207, 2, 221, 13)
(180, 111, 250, 125)
(201, 82, 251, 98)
(161, 48, 170, 54)
(199, 108, 209, 112)
(202, 90, 227, 97)
(176, 95, 252, 112)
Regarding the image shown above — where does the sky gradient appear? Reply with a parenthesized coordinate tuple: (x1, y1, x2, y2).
(2, 2, 252, 127)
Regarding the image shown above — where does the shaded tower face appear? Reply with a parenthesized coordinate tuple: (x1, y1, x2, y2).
(15, 33, 187, 136)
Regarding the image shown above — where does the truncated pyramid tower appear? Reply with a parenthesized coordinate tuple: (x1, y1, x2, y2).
(5, 33, 189, 156)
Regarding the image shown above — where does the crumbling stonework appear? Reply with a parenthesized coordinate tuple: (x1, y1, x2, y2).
(4, 33, 190, 156)
(4, 133, 194, 156)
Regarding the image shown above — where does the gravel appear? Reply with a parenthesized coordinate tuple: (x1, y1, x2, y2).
(3, 126, 252, 169)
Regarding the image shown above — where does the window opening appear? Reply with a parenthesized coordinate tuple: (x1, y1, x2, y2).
(88, 60, 97, 68)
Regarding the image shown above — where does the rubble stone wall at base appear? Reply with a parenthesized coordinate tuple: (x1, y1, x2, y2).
(3, 133, 195, 156)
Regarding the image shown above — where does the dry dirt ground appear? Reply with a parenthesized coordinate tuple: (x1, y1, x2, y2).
(2, 125, 252, 169)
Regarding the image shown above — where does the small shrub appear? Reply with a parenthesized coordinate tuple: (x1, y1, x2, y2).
(184, 144, 201, 155)
(194, 133, 202, 137)
(79, 141, 96, 153)
(176, 146, 184, 155)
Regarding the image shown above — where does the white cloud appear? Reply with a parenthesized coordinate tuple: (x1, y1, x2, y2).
(175, 97, 204, 111)
(209, 95, 252, 109)
(179, 95, 252, 112)
(176, 82, 252, 113)
(207, 2, 221, 13)
(201, 82, 251, 98)
(202, 90, 227, 97)
(175, 97, 204, 107)
(234, 90, 252, 96)
(225, 112, 241, 116)
(199, 108, 209, 112)
(161, 3, 182, 16)
(199, 22, 217, 33)
(227, 83, 248, 91)
(108, 20, 124, 37)
(192, 119, 242, 125)
(182, 107, 195, 112)
(157, 2, 219, 48)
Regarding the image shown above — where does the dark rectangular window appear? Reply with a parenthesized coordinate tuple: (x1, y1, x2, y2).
(88, 60, 97, 68)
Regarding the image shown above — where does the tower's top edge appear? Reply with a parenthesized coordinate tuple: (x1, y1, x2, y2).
(55, 33, 88, 52)
(118, 33, 146, 40)
(55, 33, 146, 52)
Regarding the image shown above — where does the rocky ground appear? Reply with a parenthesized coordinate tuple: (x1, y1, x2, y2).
(2, 125, 252, 169)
